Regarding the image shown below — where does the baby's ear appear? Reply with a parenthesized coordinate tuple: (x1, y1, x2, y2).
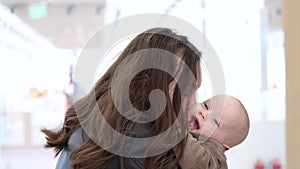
(222, 144, 230, 151)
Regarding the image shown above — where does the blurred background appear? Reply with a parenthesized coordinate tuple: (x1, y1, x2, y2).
(0, 0, 289, 168)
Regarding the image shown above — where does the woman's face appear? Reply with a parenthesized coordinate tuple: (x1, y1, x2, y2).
(168, 53, 201, 129)
(175, 81, 200, 128)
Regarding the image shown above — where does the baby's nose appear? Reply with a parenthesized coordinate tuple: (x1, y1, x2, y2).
(199, 109, 208, 120)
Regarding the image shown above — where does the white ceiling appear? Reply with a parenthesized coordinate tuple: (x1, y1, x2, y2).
(0, 0, 281, 48)
(0, 0, 106, 48)
(0, 0, 105, 5)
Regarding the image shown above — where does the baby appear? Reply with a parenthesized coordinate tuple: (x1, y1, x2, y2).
(178, 94, 250, 169)
(188, 94, 250, 150)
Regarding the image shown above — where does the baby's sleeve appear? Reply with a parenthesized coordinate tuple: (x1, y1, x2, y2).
(178, 133, 228, 169)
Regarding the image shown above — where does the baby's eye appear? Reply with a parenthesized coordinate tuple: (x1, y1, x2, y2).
(213, 119, 220, 127)
(204, 102, 209, 110)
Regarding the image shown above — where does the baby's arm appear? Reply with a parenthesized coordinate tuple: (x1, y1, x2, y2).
(178, 133, 228, 169)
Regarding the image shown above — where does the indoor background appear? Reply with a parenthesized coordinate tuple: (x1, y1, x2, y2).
(0, 0, 296, 168)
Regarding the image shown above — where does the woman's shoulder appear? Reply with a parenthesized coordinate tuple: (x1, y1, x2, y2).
(55, 127, 84, 169)
(67, 127, 84, 151)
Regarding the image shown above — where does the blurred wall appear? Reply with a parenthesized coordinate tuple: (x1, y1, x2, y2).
(226, 121, 285, 169)
(283, 0, 300, 169)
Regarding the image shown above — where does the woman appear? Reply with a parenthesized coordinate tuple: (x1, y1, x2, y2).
(42, 27, 202, 169)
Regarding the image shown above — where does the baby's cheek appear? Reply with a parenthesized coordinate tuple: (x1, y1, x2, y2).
(201, 121, 218, 137)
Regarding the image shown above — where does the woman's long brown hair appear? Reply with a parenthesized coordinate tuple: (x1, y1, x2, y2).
(41, 27, 201, 169)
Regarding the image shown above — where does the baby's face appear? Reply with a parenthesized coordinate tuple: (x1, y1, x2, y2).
(189, 96, 222, 132)
(188, 95, 247, 148)
(188, 95, 238, 141)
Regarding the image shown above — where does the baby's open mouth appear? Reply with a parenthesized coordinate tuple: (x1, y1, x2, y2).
(188, 117, 200, 130)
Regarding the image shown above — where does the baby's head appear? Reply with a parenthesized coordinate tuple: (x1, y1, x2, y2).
(188, 94, 250, 150)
